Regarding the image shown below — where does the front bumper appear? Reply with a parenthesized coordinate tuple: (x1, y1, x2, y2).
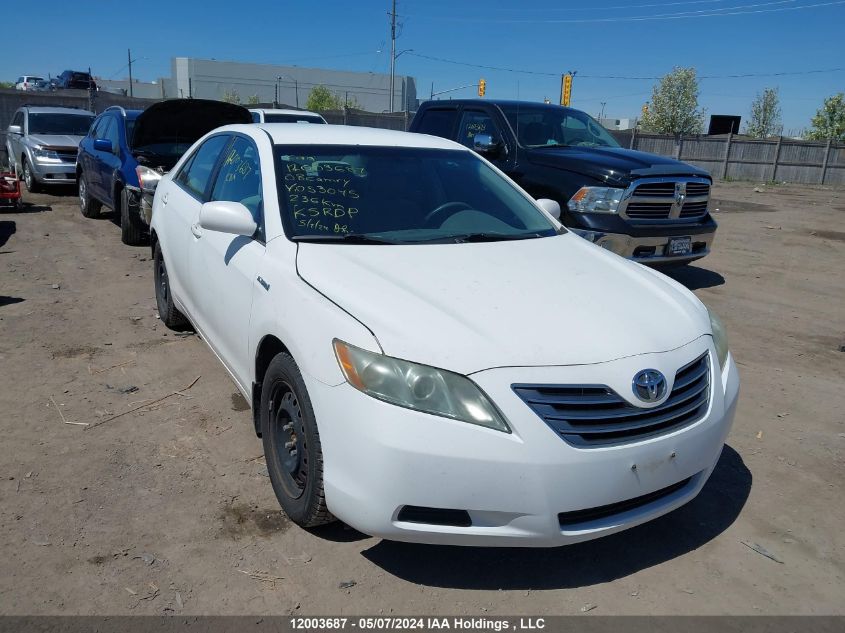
(29, 158, 76, 185)
(570, 228, 716, 264)
(308, 337, 739, 547)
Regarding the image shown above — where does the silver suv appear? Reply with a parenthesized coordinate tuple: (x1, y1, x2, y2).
(6, 106, 95, 192)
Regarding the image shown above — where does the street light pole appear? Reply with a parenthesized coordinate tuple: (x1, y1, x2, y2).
(389, 0, 397, 112)
(128, 49, 133, 98)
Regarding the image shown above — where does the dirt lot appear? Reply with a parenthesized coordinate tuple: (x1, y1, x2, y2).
(0, 181, 843, 615)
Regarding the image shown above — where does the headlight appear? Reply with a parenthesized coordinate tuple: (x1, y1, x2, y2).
(567, 187, 624, 213)
(33, 147, 61, 162)
(136, 165, 163, 193)
(333, 340, 510, 433)
(707, 308, 730, 370)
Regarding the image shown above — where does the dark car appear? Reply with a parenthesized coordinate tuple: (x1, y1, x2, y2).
(410, 100, 717, 265)
(56, 70, 97, 91)
(77, 99, 252, 245)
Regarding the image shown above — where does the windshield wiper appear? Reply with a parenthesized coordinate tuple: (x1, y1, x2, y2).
(292, 233, 397, 244)
(447, 232, 545, 243)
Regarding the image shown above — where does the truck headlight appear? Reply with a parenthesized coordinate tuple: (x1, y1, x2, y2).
(333, 340, 510, 433)
(33, 147, 61, 163)
(707, 308, 730, 370)
(567, 187, 624, 213)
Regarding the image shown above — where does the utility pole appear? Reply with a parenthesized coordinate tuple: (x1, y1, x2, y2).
(127, 49, 133, 98)
(389, 0, 397, 112)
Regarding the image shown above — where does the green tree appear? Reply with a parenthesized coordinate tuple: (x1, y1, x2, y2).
(222, 89, 241, 104)
(745, 88, 782, 138)
(306, 85, 344, 111)
(246, 94, 260, 105)
(640, 67, 706, 136)
(0, 81, 14, 89)
(806, 93, 845, 141)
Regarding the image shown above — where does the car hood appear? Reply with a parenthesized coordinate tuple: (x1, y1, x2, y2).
(296, 234, 710, 375)
(527, 146, 710, 186)
(26, 134, 84, 149)
(131, 98, 252, 150)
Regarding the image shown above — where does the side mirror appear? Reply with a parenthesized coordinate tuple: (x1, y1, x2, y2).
(7, 125, 21, 135)
(93, 138, 113, 153)
(199, 201, 257, 237)
(536, 198, 561, 220)
(473, 134, 503, 157)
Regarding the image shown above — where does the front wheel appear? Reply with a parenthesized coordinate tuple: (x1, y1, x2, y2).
(119, 189, 146, 245)
(22, 159, 42, 194)
(78, 172, 102, 218)
(261, 353, 334, 527)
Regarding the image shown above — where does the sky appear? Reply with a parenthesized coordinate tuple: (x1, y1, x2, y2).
(7, 0, 845, 133)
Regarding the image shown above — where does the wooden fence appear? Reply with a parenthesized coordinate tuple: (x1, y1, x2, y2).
(610, 130, 845, 185)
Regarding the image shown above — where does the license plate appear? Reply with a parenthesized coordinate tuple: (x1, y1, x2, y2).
(667, 236, 692, 256)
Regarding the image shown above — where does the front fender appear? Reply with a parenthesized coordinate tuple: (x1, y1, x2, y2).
(248, 238, 381, 387)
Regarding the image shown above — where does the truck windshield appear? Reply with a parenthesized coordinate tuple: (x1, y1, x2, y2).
(500, 105, 621, 149)
(276, 145, 560, 243)
(28, 113, 94, 136)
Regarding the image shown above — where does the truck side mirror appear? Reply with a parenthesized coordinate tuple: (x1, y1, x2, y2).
(7, 125, 22, 135)
(473, 134, 504, 157)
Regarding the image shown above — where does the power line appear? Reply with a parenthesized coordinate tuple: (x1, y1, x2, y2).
(406, 52, 845, 81)
(408, 0, 845, 23)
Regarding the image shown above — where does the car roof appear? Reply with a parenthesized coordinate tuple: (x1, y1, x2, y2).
(22, 106, 95, 115)
(226, 123, 468, 150)
(249, 108, 323, 117)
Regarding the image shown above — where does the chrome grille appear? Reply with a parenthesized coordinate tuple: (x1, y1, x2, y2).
(57, 151, 77, 164)
(512, 353, 710, 447)
(620, 178, 710, 222)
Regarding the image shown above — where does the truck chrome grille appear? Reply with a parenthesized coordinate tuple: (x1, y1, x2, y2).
(620, 178, 710, 222)
(512, 353, 710, 447)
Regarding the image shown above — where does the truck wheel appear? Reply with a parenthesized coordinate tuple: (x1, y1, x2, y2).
(261, 353, 334, 528)
(22, 160, 42, 194)
(78, 173, 101, 218)
(153, 242, 188, 329)
(119, 189, 146, 246)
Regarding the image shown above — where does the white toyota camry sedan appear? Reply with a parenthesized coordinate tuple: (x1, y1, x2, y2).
(149, 124, 739, 547)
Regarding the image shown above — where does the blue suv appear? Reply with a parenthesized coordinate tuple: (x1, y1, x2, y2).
(77, 99, 252, 245)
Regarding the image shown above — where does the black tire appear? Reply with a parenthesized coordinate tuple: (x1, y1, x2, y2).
(22, 159, 42, 194)
(261, 353, 333, 527)
(78, 172, 102, 218)
(119, 188, 146, 245)
(153, 242, 188, 329)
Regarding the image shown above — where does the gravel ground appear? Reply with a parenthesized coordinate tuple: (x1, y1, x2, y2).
(0, 180, 843, 615)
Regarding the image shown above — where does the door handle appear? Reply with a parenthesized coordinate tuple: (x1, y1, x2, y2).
(191, 223, 202, 238)
(257, 276, 270, 291)
(161, 193, 168, 205)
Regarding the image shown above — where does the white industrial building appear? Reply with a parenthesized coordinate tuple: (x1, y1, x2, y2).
(98, 57, 417, 113)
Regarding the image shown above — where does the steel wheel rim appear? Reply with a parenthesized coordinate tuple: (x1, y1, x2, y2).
(269, 381, 307, 499)
(78, 176, 86, 209)
(156, 255, 169, 305)
(23, 163, 32, 189)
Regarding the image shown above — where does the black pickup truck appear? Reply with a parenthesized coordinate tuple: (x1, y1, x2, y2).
(409, 100, 717, 265)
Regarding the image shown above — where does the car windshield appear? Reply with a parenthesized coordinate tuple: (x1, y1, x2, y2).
(276, 145, 560, 243)
(28, 113, 94, 136)
(264, 114, 325, 124)
(500, 105, 620, 149)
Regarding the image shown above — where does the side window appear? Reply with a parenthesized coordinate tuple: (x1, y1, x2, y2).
(251, 111, 261, 123)
(175, 135, 230, 200)
(91, 116, 109, 139)
(457, 110, 499, 149)
(105, 117, 120, 150)
(12, 111, 23, 127)
(210, 136, 263, 240)
(416, 108, 457, 139)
